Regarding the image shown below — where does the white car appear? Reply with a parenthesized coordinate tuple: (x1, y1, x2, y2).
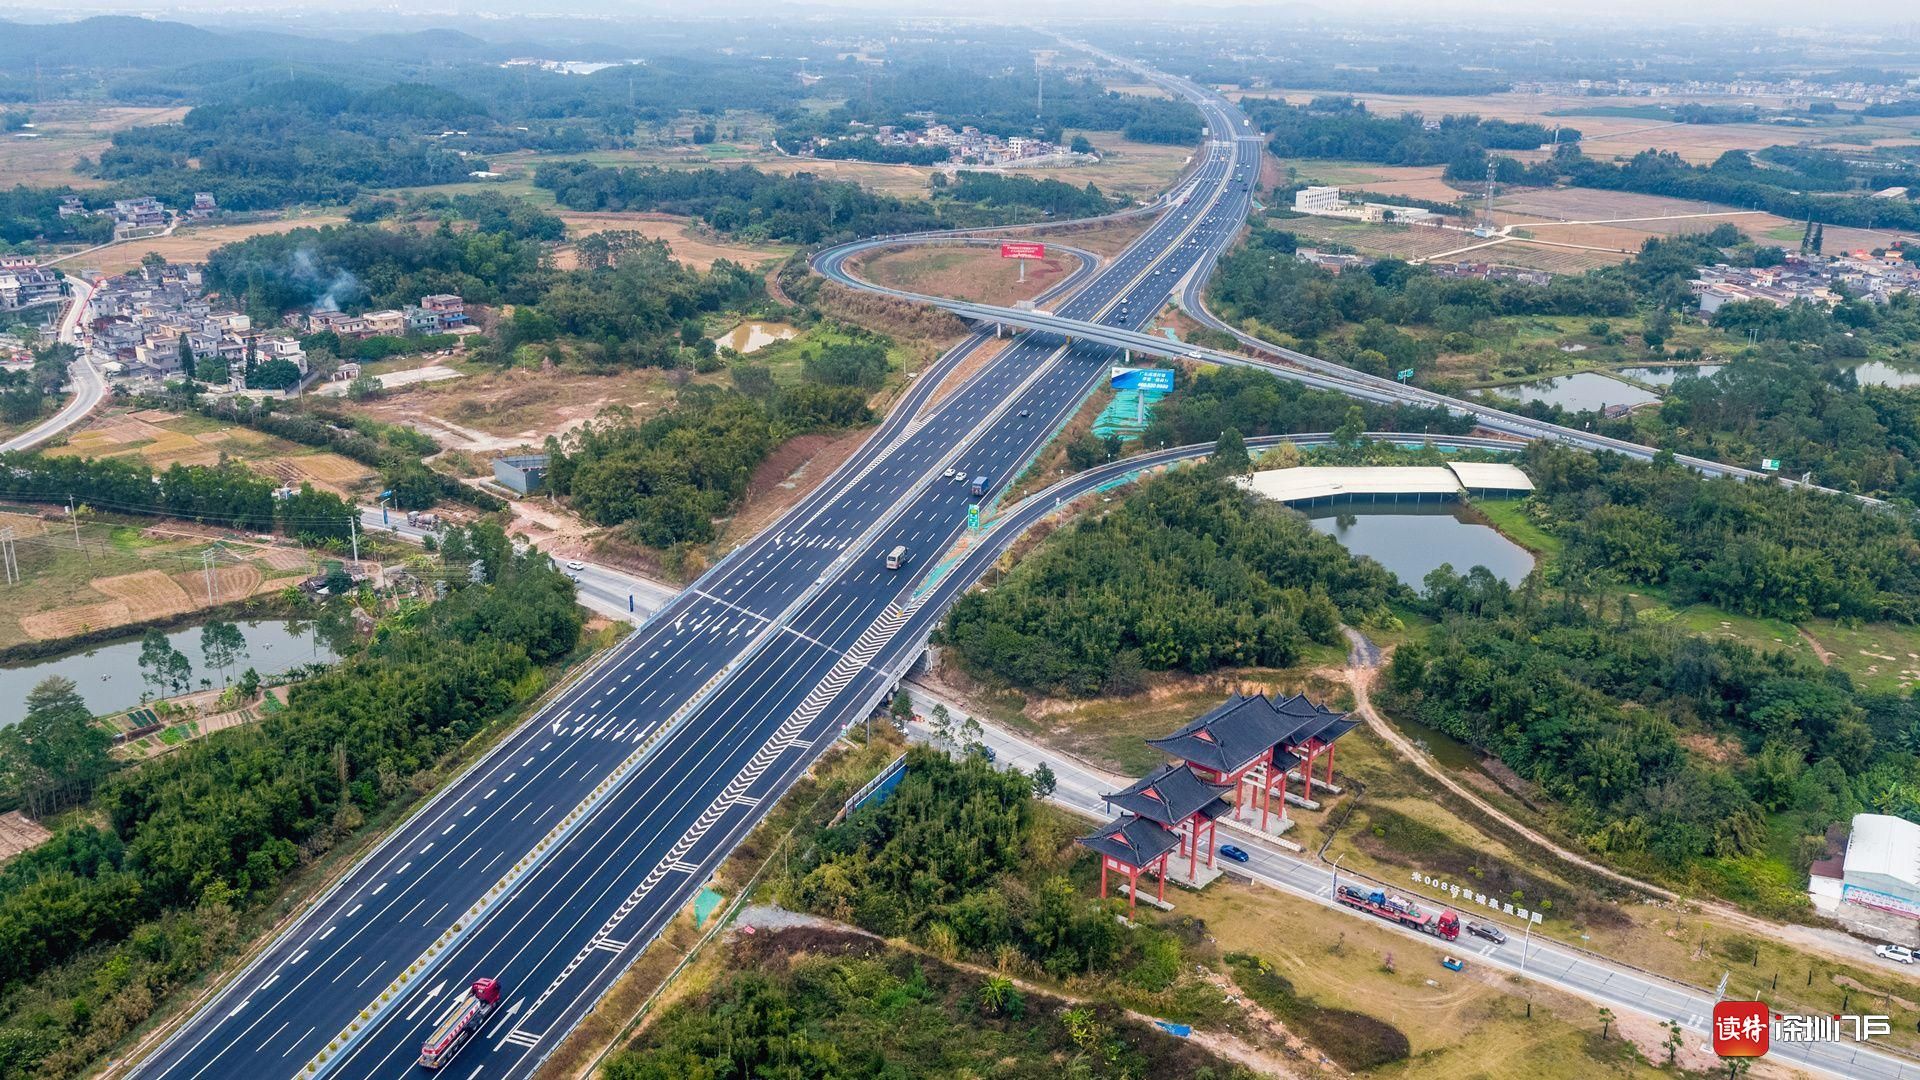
(566, 560, 585, 571)
(1876, 944, 1915, 964)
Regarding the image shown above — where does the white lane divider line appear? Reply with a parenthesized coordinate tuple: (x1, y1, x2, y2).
(517, 603, 918, 1027)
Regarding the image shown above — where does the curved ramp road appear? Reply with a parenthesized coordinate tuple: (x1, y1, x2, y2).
(131, 55, 1265, 1080)
(2, 278, 102, 454)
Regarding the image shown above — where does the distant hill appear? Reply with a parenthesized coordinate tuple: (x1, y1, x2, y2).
(0, 16, 514, 74)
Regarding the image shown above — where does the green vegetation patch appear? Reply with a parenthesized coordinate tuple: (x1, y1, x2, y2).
(609, 932, 1252, 1080)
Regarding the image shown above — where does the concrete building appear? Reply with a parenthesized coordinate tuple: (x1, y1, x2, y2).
(1293, 186, 1343, 214)
(0, 258, 64, 314)
(363, 310, 406, 336)
(492, 454, 551, 495)
(1810, 813, 1920, 944)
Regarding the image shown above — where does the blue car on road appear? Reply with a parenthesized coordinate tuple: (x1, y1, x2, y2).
(1218, 844, 1250, 864)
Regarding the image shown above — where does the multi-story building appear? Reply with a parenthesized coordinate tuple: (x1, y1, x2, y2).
(0, 257, 65, 314)
(1293, 186, 1344, 214)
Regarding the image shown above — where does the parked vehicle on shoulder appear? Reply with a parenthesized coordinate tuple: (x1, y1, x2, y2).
(1217, 844, 1250, 864)
(1876, 944, 1915, 964)
(1466, 922, 1507, 945)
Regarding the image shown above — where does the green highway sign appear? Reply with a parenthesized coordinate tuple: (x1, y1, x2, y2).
(967, 503, 980, 529)
(1397, 368, 1416, 382)
(1761, 458, 1781, 471)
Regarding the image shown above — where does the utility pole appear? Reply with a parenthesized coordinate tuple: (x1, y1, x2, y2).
(1482, 157, 1497, 231)
(349, 514, 360, 565)
(67, 497, 81, 548)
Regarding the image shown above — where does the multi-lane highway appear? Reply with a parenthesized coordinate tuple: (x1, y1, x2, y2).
(132, 54, 1268, 1080)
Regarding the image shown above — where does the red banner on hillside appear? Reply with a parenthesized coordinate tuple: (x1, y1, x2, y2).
(999, 242, 1046, 260)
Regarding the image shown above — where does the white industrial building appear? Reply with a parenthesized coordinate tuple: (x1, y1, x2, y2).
(1809, 813, 1920, 945)
(1293, 186, 1344, 214)
(1234, 462, 1534, 508)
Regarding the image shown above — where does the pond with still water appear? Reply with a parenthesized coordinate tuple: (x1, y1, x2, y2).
(1306, 503, 1535, 593)
(1481, 371, 1660, 412)
(0, 619, 340, 724)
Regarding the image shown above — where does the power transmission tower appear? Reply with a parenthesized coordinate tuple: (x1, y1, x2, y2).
(1036, 59, 1044, 120)
(202, 548, 217, 603)
(0, 527, 17, 585)
(1483, 157, 1498, 230)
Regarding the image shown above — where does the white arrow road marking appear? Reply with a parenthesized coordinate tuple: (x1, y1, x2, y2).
(404, 980, 447, 1021)
(489, 1000, 525, 1051)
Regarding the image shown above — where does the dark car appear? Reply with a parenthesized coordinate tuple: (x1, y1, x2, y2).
(1017, 408, 1031, 418)
(1217, 844, 1250, 864)
(1466, 922, 1507, 945)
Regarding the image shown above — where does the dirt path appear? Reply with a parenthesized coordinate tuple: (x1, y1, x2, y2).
(1333, 633, 1882, 972)
(1799, 626, 1836, 666)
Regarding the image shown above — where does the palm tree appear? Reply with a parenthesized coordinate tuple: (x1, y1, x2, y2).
(978, 974, 1014, 1015)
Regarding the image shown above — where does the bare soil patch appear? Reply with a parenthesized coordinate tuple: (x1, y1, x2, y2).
(552, 211, 792, 271)
(716, 428, 870, 554)
(0, 812, 52, 864)
(850, 245, 1075, 307)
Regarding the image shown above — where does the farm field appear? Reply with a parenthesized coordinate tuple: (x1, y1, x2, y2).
(70, 213, 352, 274)
(0, 103, 188, 187)
(45, 406, 375, 495)
(0, 509, 313, 650)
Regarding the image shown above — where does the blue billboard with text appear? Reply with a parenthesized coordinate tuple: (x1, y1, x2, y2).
(1109, 367, 1174, 392)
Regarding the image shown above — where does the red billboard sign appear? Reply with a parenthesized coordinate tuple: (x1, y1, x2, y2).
(999, 242, 1046, 260)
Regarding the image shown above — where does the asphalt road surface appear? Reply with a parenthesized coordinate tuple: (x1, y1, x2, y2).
(904, 692, 1920, 1080)
(133, 54, 1268, 1080)
(2, 277, 101, 454)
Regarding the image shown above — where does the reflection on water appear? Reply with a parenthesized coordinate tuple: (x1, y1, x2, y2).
(712, 322, 798, 354)
(1483, 371, 1660, 411)
(1614, 364, 1724, 386)
(1846, 361, 1920, 389)
(1306, 503, 1535, 593)
(0, 619, 342, 724)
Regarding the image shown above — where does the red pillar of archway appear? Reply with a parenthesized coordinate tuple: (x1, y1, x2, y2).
(1325, 741, 1336, 788)
(1099, 858, 1109, 900)
(1156, 853, 1168, 903)
(1206, 817, 1217, 868)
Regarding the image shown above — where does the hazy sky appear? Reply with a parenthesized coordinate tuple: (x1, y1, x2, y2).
(2, 0, 1918, 31)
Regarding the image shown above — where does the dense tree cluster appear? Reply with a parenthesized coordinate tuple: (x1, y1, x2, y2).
(202, 215, 549, 321)
(533, 162, 1114, 244)
(1388, 552, 1917, 905)
(0, 451, 355, 544)
(1143, 366, 1471, 448)
(772, 61, 1201, 152)
(0, 550, 581, 1074)
(1247, 96, 1568, 167)
(0, 186, 113, 247)
(1597, 352, 1920, 502)
(543, 381, 869, 549)
(94, 79, 486, 210)
(942, 467, 1393, 696)
(1522, 442, 1920, 624)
